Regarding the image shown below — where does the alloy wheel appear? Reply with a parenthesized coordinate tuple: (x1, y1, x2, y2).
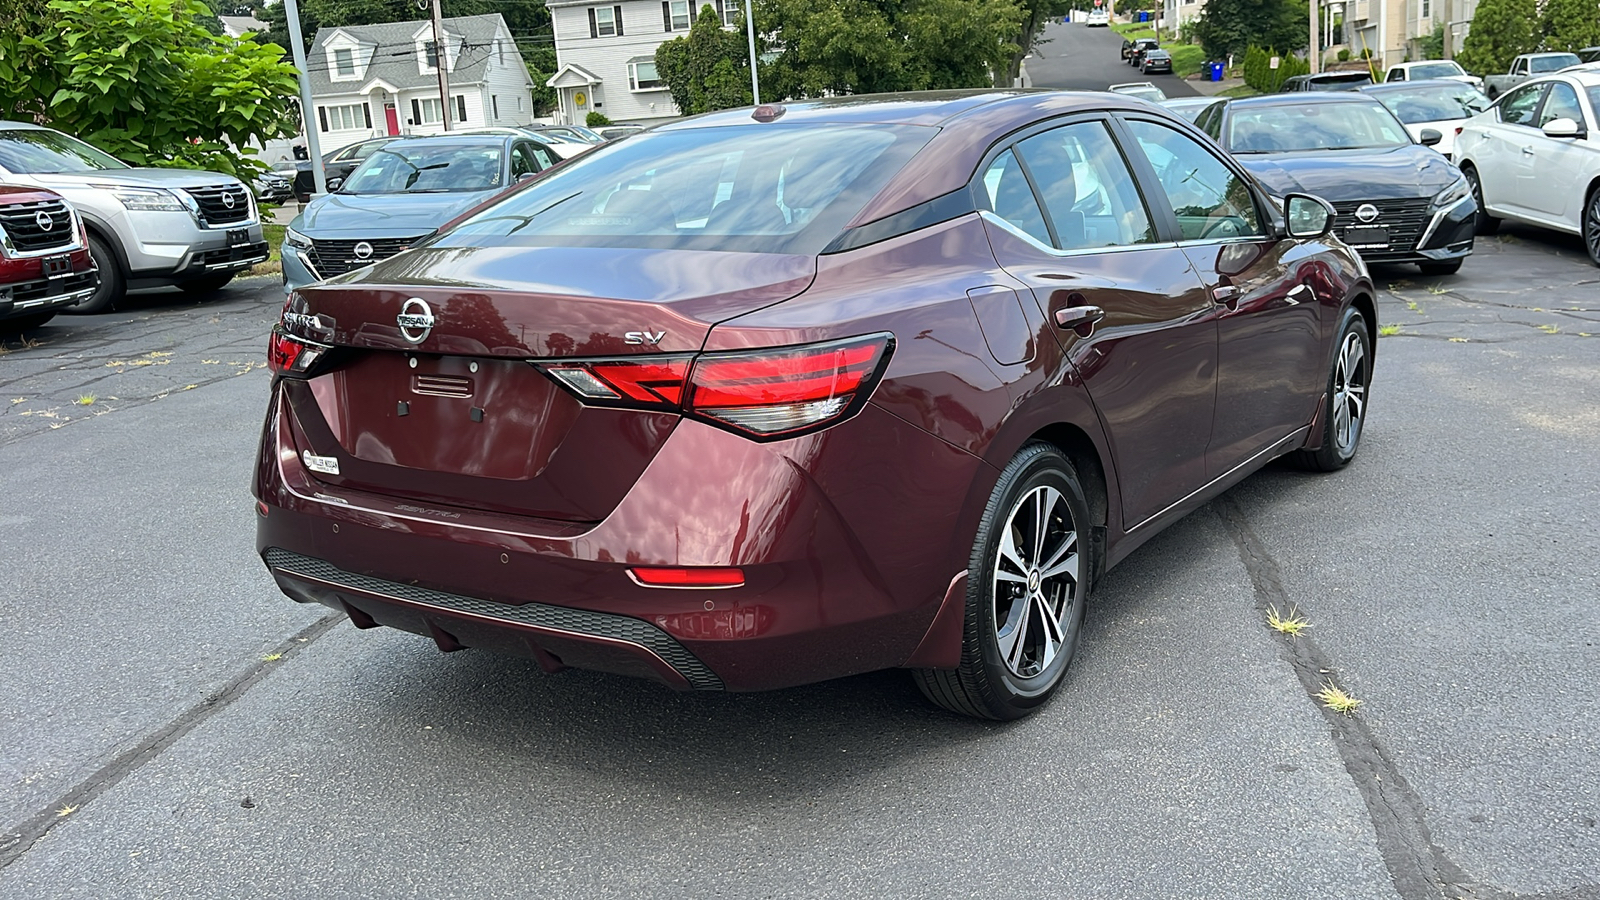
(1332, 331, 1368, 456)
(1585, 189, 1600, 266)
(992, 485, 1079, 679)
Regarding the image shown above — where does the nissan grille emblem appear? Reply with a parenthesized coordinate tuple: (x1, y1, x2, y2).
(353, 241, 374, 260)
(1355, 203, 1380, 223)
(221, 191, 237, 209)
(36, 211, 53, 231)
(397, 298, 435, 344)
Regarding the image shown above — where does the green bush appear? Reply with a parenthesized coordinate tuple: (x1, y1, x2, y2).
(585, 111, 612, 127)
(1337, 48, 1351, 61)
(1167, 44, 1207, 77)
(1241, 45, 1307, 92)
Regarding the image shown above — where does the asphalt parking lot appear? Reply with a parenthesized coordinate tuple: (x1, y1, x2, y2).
(2, 215, 1596, 898)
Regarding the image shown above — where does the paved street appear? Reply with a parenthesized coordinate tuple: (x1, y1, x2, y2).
(2, 38, 1599, 896)
(1029, 20, 1201, 96)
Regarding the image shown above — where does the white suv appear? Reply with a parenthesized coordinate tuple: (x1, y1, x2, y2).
(0, 122, 268, 312)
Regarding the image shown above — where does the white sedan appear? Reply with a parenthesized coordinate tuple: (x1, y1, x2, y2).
(1454, 70, 1600, 266)
(1360, 80, 1490, 159)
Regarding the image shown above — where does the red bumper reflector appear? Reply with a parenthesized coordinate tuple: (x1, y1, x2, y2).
(629, 566, 745, 588)
(256, 500, 269, 517)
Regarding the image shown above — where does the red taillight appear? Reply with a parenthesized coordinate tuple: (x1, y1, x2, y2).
(267, 327, 327, 377)
(629, 566, 745, 588)
(536, 334, 893, 441)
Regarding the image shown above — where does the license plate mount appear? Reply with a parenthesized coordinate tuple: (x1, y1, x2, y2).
(41, 254, 71, 278)
(227, 228, 250, 247)
(1343, 226, 1389, 247)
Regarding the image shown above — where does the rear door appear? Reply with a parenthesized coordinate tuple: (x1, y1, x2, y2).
(976, 116, 1218, 528)
(1118, 115, 1324, 474)
(1524, 80, 1589, 222)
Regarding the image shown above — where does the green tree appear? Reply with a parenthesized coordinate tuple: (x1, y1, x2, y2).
(1539, 0, 1600, 54)
(1004, 0, 1073, 87)
(1455, 0, 1536, 75)
(1191, 0, 1307, 61)
(655, 5, 752, 115)
(0, 0, 299, 176)
(1417, 23, 1444, 60)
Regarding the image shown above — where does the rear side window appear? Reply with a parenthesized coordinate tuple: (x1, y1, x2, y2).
(1015, 121, 1156, 250)
(1123, 119, 1263, 241)
(977, 150, 1052, 246)
(1499, 85, 1544, 125)
(439, 123, 933, 255)
(1539, 83, 1583, 126)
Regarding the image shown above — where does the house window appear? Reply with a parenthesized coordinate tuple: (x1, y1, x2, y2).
(590, 5, 624, 38)
(1421, 0, 1430, 16)
(456, 94, 468, 123)
(718, 0, 741, 27)
(319, 102, 370, 132)
(629, 60, 664, 91)
(333, 47, 355, 77)
(492, 95, 499, 119)
(415, 97, 444, 124)
(425, 40, 440, 70)
(663, 0, 691, 31)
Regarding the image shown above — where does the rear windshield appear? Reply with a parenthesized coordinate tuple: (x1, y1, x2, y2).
(1308, 74, 1373, 90)
(1531, 55, 1579, 73)
(436, 123, 934, 256)
(343, 142, 504, 194)
(1405, 63, 1464, 79)
(1374, 84, 1490, 122)
(1231, 102, 1411, 152)
(0, 128, 127, 174)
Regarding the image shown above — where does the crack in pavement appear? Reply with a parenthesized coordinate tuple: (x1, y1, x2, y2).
(0, 612, 344, 871)
(1215, 496, 1600, 900)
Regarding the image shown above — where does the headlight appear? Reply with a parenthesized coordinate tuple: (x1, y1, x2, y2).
(1433, 177, 1470, 208)
(284, 226, 312, 250)
(103, 186, 187, 212)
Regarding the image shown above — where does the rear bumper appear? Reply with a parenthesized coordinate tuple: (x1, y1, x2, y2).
(253, 385, 985, 692)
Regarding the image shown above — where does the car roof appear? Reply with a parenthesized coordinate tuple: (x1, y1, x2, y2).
(661, 89, 1138, 130)
(1229, 91, 1382, 108)
(370, 134, 514, 150)
(1359, 81, 1476, 94)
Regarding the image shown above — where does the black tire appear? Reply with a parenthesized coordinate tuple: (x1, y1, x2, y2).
(3, 312, 55, 332)
(1291, 306, 1372, 472)
(178, 273, 235, 294)
(1583, 184, 1600, 268)
(66, 234, 122, 314)
(1418, 259, 1463, 276)
(913, 443, 1091, 720)
(1462, 166, 1500, 236)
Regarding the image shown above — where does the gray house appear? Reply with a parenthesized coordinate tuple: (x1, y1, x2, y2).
(305, 14, 536, 147)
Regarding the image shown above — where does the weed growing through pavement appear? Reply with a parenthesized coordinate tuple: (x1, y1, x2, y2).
(1538, 324, 1560, 334)
(1266, 604, 1311, 636)
(1379, 324, 1402, 337)
(1405, 299, 1423, 312)
(1426, 285, 1449, 295)
(75, 394, 96, 406)
(1316, 682, 1363, 714)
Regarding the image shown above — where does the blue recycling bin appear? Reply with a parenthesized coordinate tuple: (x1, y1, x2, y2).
(1209, 61, 1225, 81)
(1138, 11, 1149, 21)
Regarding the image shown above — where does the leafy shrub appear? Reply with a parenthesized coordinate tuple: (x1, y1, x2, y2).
(586, 111, 612, 127)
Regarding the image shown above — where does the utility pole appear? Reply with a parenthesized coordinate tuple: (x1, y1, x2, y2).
(743, 0, 760, 105)
(283, 0, 326, 195)
(430, 0, 453, 131)
(1442, 0, 1453, 59)
(1310, 0, 1320, 74)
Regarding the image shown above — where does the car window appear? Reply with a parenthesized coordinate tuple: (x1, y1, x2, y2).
(344, 143, 505, 193)
(1513, 59, 1528, 75)
(1539, 82, 1583, 126)
(1123, 119, 1263, 241)
(528, 142, 557, 168)
(0, 128, 127, 174)
(1227, 101, 1411, 152)
(977, 150, 1052, 246)
(1530, 55, 1579, 73)
(1499, 84, 1545, 125)
(1375, 84, 1490, 123)
(1386, 68, 1404, 82)
(1407, 62, 1464, 79)
(1015, 121, 1157, 251)
(1589, 86, 1600, 123)
(510, 142, 542, 178)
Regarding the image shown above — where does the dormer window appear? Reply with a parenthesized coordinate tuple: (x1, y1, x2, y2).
(425, 40, 441, 70)
(334, 48, 355, 77)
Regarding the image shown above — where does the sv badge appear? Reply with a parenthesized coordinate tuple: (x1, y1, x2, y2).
(624, 330, 665, 345)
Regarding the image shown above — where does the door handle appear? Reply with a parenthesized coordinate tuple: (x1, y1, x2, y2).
(1210, 284, 1240, 309)
(1054, 305, 1106, 336)
(1287, 283, 1313, 304)
(1521, 145, 1535, 156)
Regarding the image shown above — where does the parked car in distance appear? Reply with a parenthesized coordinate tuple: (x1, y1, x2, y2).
(0, 122, 267, 312)
(0, 184, 97, 331)
(1086, 8, 1109, 25)
(1108, 82, 1167, 102)
(598, 124, 646, 140)
(534, 124, 606, 144)
(1282, 71, 1374, 92)
(290, 136, 398, 203)
(1196, 92, 1476, 274)
(1359, 80, 1490, 159)
(1123, 37, 1159, 65)
(281, 132, 563, 293)
(253, 168, 294, 204)
(1159, 96, 1220, 122)
(1382, 60, 1483, 90)
(1139, 48, 1174, 75)
(1484, 53, 1581, 99)
(1454, 70, 1600, 266)
(259, 91, 1377, 721)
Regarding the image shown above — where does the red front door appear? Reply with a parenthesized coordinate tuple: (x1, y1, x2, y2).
(384, 104, 399, 136)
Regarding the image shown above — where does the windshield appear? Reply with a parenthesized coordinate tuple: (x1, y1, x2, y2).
(1229, 102, 1412, 152)
(0, 128, 127, 174)
(1407, 63, 1464, 79)
(342, 143, 504, 194)
(1531, 55, 1579, 73)
(1374, 84, 1490, 122)
(436, 123, 933, 256)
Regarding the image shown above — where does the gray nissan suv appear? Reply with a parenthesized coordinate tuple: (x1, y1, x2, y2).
(0, 122, 269, 312)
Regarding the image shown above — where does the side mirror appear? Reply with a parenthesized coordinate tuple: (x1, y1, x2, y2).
(1419, 128, 1443, 146)
(326, 177, 344, 191)
(1284, 193, 1336, 239)
(1542, 117, 1584, 139)
(518, 172, 538, 182)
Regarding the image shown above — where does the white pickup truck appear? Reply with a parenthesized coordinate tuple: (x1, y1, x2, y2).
(1483, 52, 1580, 99)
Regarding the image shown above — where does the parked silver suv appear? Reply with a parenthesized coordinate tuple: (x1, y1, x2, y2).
(0, 122, 269, 312)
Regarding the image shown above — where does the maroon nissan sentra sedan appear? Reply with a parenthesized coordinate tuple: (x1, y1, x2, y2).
(256, 91, 1375, 719)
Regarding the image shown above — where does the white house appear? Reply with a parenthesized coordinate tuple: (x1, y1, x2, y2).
(544, 0, 745, 125)
(304, 14, 537, 148)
